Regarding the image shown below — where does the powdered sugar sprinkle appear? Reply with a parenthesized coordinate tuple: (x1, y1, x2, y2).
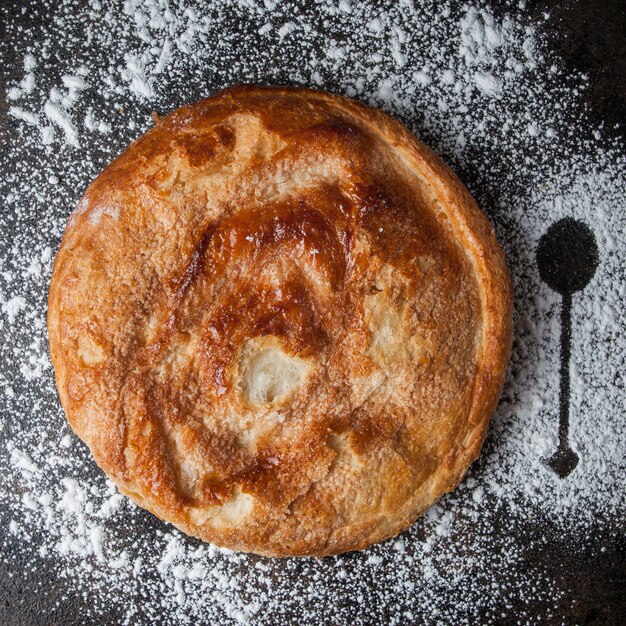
(1, 0, 624, 624)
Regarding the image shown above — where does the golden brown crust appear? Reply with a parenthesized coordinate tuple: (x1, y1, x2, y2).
(48, 85, 512, 557)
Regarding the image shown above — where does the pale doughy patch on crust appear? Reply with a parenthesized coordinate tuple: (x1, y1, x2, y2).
(48, 85, 512, 557)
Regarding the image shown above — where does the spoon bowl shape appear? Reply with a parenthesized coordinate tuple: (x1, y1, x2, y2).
(537, 217, 599, 295)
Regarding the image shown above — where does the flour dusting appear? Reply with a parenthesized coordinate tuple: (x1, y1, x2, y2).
(0, 0, 624, 624)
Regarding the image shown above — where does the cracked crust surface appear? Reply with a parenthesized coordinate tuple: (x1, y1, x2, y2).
(48, 85, 512, 557)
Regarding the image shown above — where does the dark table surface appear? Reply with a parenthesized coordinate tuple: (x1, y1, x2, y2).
(0, 1, 624, 625)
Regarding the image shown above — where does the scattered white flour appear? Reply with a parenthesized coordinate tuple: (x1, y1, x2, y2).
(0, 0, 624, 624)
(2, 295, 27, 325)
(44, 101, 80, 147)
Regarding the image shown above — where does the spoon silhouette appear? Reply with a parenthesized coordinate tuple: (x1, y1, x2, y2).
(536, 217, 599, 478)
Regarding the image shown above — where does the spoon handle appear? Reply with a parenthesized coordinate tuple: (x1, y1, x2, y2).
(558, 292, 572, 449)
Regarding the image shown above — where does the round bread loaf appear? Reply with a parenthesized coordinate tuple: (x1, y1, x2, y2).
(48, 86, 512, 557)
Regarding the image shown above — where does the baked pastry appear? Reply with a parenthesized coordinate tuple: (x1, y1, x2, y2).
(48, 85, 512, 557)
